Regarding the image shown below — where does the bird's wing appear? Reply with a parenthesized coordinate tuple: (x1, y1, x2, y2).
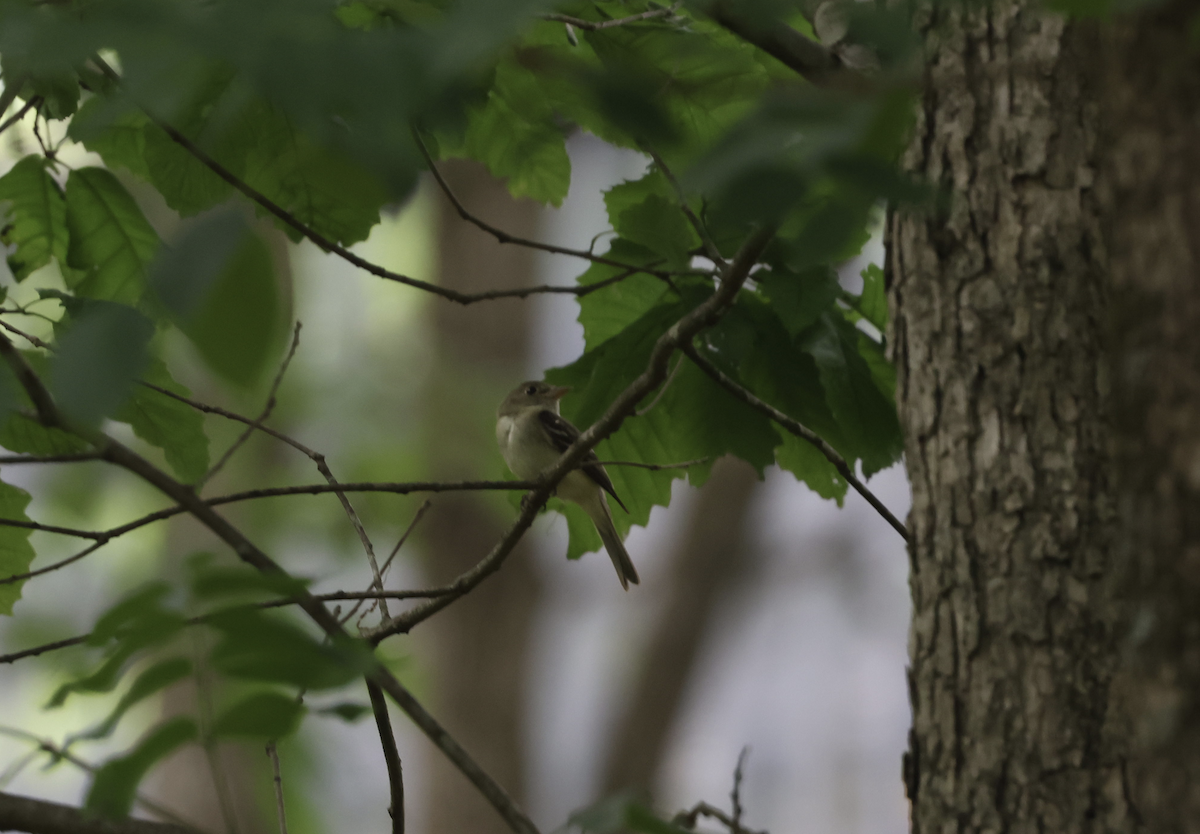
(537, 409, 628, 513)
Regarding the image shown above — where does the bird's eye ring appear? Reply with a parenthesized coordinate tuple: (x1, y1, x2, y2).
(525, 385, 538, 396)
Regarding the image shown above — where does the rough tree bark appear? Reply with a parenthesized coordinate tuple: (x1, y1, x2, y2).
(1103, 2, 1200, 827)
(887, 2, 1135, 830)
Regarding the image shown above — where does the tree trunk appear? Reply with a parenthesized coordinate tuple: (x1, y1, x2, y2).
(601, 456, 761, 797)
(422, 160, 543, 834)
(1102, 2, 1200, 827)
(887, 2, 1133, 830)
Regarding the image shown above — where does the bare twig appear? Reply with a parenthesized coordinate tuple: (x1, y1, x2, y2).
(198, 322, 302, 488)
(673, 801, 766, 834)
(413, 130, 694, 283)
(0, 480, 534, 587)
(0, 318, 52, 349)
(0, 96, 37, 136)
(682, 345, 910, 543)
(541, 4, 680, 31)
(593, 458, 707, 471)
(0, 791, 200, 834)
(0, 452, 100, 464)
(367, 682, 405, 834)
(342, 499, 433, 626)
(265, 743, 288, 834)
(731, 747, 749, 833)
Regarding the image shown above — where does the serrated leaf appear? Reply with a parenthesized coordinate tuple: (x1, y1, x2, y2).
(64, 168, 160, 304)
(208, 608, 373, 691)
(455, 59, 571, 206)
(49, 301, 154, 427)
(758, 265, 840, 338)
(613, 194, 696, 268)
(114, 357, 210, 483)
(575, 239, 672, 349)
(0, 156, 68, 281)
(798, 313, 902, 476)
(69, 96, 153, 181)
(72, 657, 194, 743)
(0, 478, 35, 615)
(212, 691, 305, 739)
(86, 718, 196, 818)
(0, 413, 90, 456)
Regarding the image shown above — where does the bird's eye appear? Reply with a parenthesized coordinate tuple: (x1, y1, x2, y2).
(525, 385, 538, 396)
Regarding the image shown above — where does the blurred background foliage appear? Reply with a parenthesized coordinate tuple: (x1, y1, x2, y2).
(0, 0, 917, 832)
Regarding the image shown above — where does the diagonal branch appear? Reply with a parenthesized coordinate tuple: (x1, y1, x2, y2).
(682, 344, 910, 543)
(367, 682, 405, 834)
(0, 791, 197, 834)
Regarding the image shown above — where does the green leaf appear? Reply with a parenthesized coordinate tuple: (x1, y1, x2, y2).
(0, 478, 36, 615)
(208, 608, 374, 691)
(114, 357, 210, 483)
(86, 718, 197, 818)
(0, 156, 68, 281)
(49, 301, 154, 427)
(72, 658, 194, 743)
(455, 59, 571, 206)
(612, 194, 696, 269)
(575, 239, 672, 350)
(64, 167, 160, 304)
(189, 563, 311, 601)
(758, 265, 840, 338)
(857, 262, 887, 333)
(69, 97, 153, 181)
(0, 413, 89, 456)
(798, 313, 902, 476)
(212, 691, 305, 739)
(150, 209, 281, 386)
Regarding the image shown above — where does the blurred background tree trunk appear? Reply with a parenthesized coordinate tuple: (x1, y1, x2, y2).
(1103, 1, 1200, 827)
(421, 160, 543, 834)
(601, 456, 760, 797)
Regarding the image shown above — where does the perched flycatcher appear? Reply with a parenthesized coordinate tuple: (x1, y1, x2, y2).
(496, 381, 639, 589)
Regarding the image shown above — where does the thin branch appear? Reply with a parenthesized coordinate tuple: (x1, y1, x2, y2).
(682, 344, 910, 543)
(342, 498, 433, 627)
(0, 452, 100, 464)
(593, 458, 707, 471)
(540, 4, 680, 31)
(264, 744, 288, 834)
(1, 587, 455, 665)
(413, 130, 693, 282)
(0, 791, 199, 834)
(0, 481, 533, 587)
(706, 2, 858, 89)
(367, 682, 405, 834)
(0, 728, 207, 834)
(731, 747, 749, 833)
(365, 225, 777, 644)
(197, 322, 301, 488)
(0, 318, 52, 349)
(0, 96, 37, 136)
(672, 801, 766, 834)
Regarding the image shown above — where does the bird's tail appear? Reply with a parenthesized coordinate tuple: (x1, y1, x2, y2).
(590, 496, 640, 590)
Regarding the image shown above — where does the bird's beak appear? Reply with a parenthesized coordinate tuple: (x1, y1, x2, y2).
(548, 385, 571, 400)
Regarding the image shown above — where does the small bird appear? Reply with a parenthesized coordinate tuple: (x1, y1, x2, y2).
(496, 381, 640, 589)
